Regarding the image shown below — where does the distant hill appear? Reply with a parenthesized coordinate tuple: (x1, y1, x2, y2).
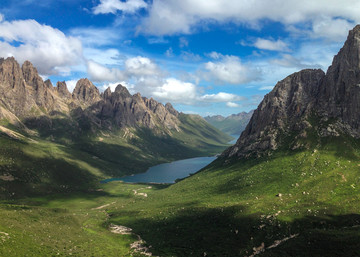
(204, 110, 254, 135)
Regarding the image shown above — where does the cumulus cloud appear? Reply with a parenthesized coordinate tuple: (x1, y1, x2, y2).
(142, 78, 245, 105)
(65, 80, 79, 93)
(93, 0, 147, 14)
(87, 60, 125, 82)
(226, 102, 240, 108)
(152, 78, 198, 104)
(253, 38, 290, 52)
(139, 0, 360, 40)
(125, 56, 160, 76)
(311, 17, 355, 42)
(0, 18, 83, 75)
(204, 55, 261, 84)
(98, 81, 135, 93)
(200, 92, 245, 102)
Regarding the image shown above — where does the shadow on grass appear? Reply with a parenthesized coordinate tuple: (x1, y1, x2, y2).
(113, 205, 360, 257)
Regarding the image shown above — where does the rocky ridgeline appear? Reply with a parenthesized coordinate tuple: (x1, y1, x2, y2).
(0, 57, 179, 132)
(223, 25, 360, 159)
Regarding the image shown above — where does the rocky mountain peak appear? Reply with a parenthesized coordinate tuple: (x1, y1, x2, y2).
(103, 87, 112, 100)
(0, 57, 25, 90)
(44, 79, 53, 89)
(56, 81, 71, 99)
(165, 102, 179, 117)
(224, 69, 324, 158)
(223, 25, 360, 159)
(22, 61, 42, 89)
(72, 78, 101, 105)
(21, 60, 55, 110)
(114, 84, 131, 98)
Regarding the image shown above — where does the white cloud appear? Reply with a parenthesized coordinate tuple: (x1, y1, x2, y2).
(140, 0, 360, 39)
(253, 38, 290, 52)
(259, 85, 274, 91)
(65, 80, 79, 93)
(93, 0, 147, 14)
(204, 55, 261, 84)
(152, 78, 197, 104)
(87, 60, 125, 82)
(226, 102, 240, 108)
(200, 92, 245, 102)
(98, 81, 135, 93)
(125, 56, 160, 76)
(311, 17, 355, 42)
(0, 19, 83, 75)
(0, 14, 4, 22)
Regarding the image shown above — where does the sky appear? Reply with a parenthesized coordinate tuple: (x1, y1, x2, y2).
(0, 0, 359, 117)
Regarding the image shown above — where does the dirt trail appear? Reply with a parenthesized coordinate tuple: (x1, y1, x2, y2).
(249, 234, 299, 257)
(133, 186, 152, 197)
(110, 224, 154, 256)
(91, 201, 116, 210)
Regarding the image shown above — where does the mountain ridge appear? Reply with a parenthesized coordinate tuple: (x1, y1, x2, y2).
(204, 110, 254, 135)
(223, 25, 360, 159)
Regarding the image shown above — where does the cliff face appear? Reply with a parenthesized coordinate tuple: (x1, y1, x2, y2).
(0, 58, 181, 134)
(223, 25, 360, 159)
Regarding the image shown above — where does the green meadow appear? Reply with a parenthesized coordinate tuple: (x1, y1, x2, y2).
(1, 130, 360, 256)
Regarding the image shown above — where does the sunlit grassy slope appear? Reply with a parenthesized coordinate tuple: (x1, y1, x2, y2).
(105, 135, 360, 256)
(1, 134, 360, 256)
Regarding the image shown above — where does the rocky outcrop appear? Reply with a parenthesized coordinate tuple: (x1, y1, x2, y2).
(56, 81, 71, 99)
(44, 79, 53, 89)
(0, 57, 33, 117)
(72, 78, 101, 105)
(317, 24, 360, 136)
(0, 58, 181, 134)
(97, 85, 179, 130)
(22, 61, 55, 110)
(223, 25, 360, 159)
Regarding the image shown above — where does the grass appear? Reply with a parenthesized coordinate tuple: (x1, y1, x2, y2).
(1, 134, 360, 256)
(1, 114, 360, 256)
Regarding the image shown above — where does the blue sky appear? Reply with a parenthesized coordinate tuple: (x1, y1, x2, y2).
(0, 0, 359, 116)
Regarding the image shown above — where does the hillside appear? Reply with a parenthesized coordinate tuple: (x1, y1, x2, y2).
(0, 57, 231, 197)
(204, 110, 253, 135)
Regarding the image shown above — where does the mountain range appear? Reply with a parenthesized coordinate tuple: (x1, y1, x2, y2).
(204, 110, 254, 135)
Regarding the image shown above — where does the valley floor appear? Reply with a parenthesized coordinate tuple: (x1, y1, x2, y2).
(1, 138, 360, 256)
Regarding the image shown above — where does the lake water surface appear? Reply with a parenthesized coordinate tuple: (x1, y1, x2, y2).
(102, 156, 217, 184)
